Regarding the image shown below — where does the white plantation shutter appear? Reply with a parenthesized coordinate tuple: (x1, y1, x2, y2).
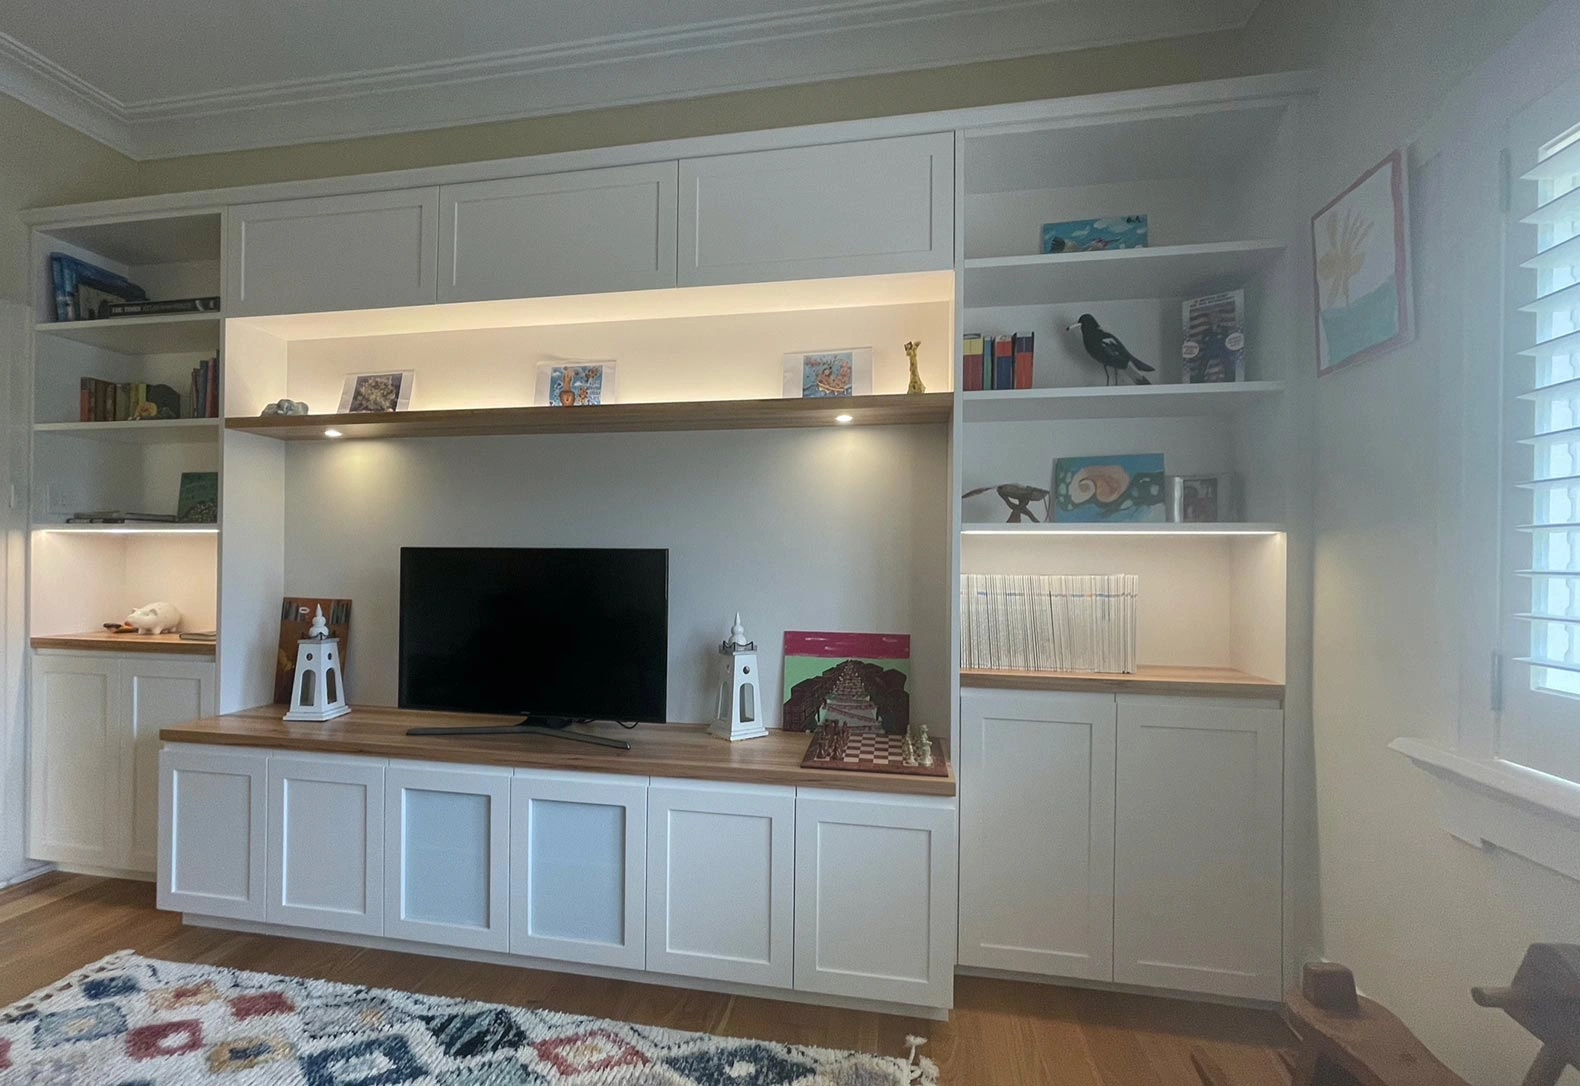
(1503, 83, 1580, 780)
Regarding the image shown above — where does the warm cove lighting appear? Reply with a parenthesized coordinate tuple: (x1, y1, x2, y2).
(960, 525, 1284, 537)
(324, 428, 344, 438)
(835, 414, 855, 424)
(34, 526, 220, 535)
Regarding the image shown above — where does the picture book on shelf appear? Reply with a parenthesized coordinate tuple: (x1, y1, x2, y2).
(49, 253, 147, 322)
(1182, 290, 1246, 382)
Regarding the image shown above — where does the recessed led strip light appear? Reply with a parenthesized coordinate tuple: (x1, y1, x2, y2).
(960, 525, 1285, 537)
(33, 526, 220, 534)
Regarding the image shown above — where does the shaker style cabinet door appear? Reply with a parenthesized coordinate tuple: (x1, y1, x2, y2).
(227, 189, 440, 316)
(958, 689, 1117, 981)
(509, 770, 647, 969)
(439, 163, 678, 302)
(158, 745, 268, 920)
(123, 657, 215, 873)
(28, 654, 120, 868)
(679, 133, 954, 286)
(646, 780, 794, 987)
(1113, 696, 1284, 1001)
(267, 755, 385, 935)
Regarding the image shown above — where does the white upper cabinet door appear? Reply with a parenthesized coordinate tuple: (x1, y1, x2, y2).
(646, 780, 794, 988)
(1113, 696, 1284, 1001)
(123, 658, 215, 874)
(679, 133, 954, 286)
(158, 745, 268, 920)
(510, 770, 647, 970)
(28, 654, 120, 868)
(227, 189, 440, 316)
(268, 756, 385, 935)
(439, 163, 679, 302)
(384, 763, 511, 952)
(794, 789, 957, 1009)
(959, 689, 1116, 981)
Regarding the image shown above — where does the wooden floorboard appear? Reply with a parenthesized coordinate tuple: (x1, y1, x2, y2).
(0, 873, 1294, 1085)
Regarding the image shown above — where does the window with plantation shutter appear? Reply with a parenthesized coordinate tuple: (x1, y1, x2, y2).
(1502, 83, 1580, 781)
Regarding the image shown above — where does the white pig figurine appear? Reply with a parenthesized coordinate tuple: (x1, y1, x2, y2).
(127, 601, 181, 635)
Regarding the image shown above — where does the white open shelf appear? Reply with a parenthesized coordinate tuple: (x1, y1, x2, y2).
(961, 522, 1285, 536)
(34, 419, 222, 444)
(963, 381, 1283, 423)
(964, 241, 1285, 307)
(35, 312, 221, 354)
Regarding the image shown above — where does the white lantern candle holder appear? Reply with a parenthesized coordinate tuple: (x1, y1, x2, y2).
(284, 606, 351, 722)
(711, 613, 767, 742)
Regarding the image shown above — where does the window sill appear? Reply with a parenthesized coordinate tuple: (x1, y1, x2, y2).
(1389, 737, 1580, 882)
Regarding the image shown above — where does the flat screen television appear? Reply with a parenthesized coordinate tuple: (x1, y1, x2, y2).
(399, 547, 668, 744)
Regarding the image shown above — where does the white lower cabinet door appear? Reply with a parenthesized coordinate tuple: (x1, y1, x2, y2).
(794, 790, 957, 1008)
(959, 690, 1116, 980)
(510, 771, 647, 969)
(1113, 696, 1284, 1001)
(384, 764, 511, 951)
(124, 659, 215, 874)
(267, 756, 385, 935)
(29, 654, 119, 868)
(158, 745, 268, 920)
(646, 780, 794, 987)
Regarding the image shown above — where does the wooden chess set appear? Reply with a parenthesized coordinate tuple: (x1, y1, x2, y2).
(800, 721, 950, 778)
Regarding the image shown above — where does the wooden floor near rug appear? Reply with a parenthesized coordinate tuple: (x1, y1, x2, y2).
(0, 873, 1294, 1085)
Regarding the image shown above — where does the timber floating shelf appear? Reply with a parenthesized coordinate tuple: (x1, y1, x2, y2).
(960, 665, 1284, 699)
(226, 392, 954, 440)
(31, 631, 216, 656)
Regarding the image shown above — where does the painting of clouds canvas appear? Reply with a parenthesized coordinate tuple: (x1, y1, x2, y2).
(1313, 151, 1413, 374)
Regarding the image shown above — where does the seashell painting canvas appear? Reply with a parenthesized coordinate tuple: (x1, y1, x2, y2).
(1052, 454, 1166, 523)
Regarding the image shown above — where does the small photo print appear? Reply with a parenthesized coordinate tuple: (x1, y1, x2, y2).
(338, 371, 414, 413)
(782, 348, 874, 399)
(536, 361, 617, 407)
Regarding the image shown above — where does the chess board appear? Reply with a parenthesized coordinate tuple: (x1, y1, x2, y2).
(800, 733, 951, 778)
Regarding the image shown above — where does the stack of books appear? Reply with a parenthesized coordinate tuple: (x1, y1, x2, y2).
(65, 511, 178, 525)
(78, 381, 182, 422)
(190, 357, 220, 418)
(961, 332, 1034, 391)
(960, 573, 1138, 673)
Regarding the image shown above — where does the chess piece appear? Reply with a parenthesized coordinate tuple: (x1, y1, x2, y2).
(917, 720, 934, 767)
(904, 341, 927, 394)
(902, 729, 918, 766)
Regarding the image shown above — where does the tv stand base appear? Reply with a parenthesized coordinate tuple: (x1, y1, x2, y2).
(405, 722, 632, 749)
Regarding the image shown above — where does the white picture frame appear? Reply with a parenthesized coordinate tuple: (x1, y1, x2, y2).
(781, 348, 874, 399)
(534, 360, 618, 407)
(338, 370, 415, 413)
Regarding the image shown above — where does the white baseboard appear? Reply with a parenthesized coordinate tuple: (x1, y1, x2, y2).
(0, 864, 55, 891)
(953, 964, 1279, 1010)
(184, 914, 952, 1022)
(52, 862, 156, 883)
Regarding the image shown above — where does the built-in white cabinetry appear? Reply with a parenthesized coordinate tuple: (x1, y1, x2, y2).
(227, 189, 441, 316)
(794, 789, 957, 1008)
(958, 690, 1116, 981)
(678, 134, 954, 286)
(157, 745, 268, 920)
(439, 164, 678, 302)
(267, 755, 384, 935)
(31, 652, 214, 873)
(385, 763, 512, 952)
(646, 780, 794, 988)
(509, 770, 647, 969)
(959, 689, 1284, 1001)
(1113, 696, 1284, 1001)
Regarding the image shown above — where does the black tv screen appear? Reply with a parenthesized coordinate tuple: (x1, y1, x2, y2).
(399, 547, 668, 723)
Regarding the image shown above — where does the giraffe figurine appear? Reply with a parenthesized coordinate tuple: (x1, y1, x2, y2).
(904, 341, 926, 395)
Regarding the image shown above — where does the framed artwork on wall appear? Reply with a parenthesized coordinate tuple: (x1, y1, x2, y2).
(1312, 150, 1414, 375)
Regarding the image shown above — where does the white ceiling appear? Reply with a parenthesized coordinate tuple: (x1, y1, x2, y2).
(0, 0, 1260, 160)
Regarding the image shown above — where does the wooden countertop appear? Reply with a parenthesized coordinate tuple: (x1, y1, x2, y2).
(31, 631, 216, 657)
(960, 665, 1284, 700)
(161, 705, 957, 797)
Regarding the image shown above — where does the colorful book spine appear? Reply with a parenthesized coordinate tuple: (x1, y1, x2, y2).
(993, 335, 1015, 391)
(52, 256, 70, 322)
(206, 358, 219, 418)
(1013, 332, 1035, 390)
(79, 378, 92, 422)
(961, 334, 985, 393)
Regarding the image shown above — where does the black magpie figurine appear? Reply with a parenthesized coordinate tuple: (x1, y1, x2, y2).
(1066, 313, 1156, 385)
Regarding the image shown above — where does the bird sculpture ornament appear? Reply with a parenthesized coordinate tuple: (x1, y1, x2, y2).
(1066, 313, 1156, 386)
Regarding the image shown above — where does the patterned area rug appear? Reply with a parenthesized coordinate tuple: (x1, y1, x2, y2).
(0, 952, 937, 1085)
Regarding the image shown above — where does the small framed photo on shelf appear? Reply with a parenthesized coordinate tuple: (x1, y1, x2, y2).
(1052, 454, 1166, 523)
(1181, 290, 1246, 383)
(1040, 215, 1148, 255)
(782, 348, 873, 399)
(1168, 474, 1241, 523)
(176, 471, 219, 523)
(536, 361, 617, 407)
(338, 371, 414, 413)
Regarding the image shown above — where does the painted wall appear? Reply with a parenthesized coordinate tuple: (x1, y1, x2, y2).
(1251, 0, 1580, 1081)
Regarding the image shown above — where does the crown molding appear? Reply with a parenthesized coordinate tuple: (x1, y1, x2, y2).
(1, 0, 1260, 160)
